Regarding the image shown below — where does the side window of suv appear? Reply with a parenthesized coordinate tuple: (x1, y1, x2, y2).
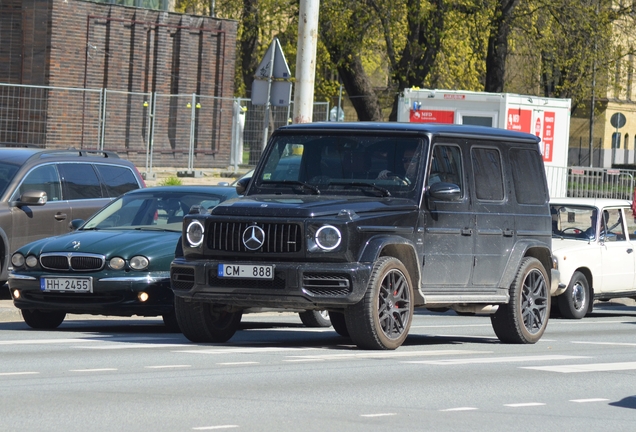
(15, 165, 62, 201)
(58, 163, 102, 200)
(472, 147, 504, 201)
(428, 145, 463, 191)
(509, 148, 548, 205)
(94, 164, 140, 197)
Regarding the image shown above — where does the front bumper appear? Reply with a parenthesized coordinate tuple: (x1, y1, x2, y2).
(550, 268, 564, 296)
(170, 258, 373, 309)
(8, 272, 174, 316)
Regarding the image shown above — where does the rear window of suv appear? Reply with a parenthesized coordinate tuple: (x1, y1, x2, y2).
(58, 163, 103, 199)
(94, 164, 141, 197)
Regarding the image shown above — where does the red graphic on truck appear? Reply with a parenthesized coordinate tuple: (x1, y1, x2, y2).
(409, 109, 455, 123)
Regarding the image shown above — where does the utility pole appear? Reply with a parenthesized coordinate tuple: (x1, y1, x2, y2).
(293, 0, 319, 124)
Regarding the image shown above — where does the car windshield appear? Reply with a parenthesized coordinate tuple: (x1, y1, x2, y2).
(0, 162, 20, 198)
(249, 134, 427, 199)
(82, 191, 229, 231)
(551, 204, 598, 240)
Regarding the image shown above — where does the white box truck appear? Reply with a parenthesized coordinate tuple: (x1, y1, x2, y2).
(398, 88, 571, 197)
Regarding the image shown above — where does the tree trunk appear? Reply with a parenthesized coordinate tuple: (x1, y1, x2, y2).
(484, 0, 520, 93)
(241, 0, 259, 97)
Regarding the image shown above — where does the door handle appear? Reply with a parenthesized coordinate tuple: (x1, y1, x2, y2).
(628, 248, 633, 254)
(461, 228, 473, 236)
(503, 229, 514, 237)
(54, 213, 67, 221)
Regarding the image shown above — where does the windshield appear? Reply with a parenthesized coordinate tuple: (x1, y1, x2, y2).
(551, 204, 598, 240)
(83, 191, 230, 231)
(0, 162, 20, 198)
(249, 134, 427, 198)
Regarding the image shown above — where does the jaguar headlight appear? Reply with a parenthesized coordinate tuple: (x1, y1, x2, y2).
(25, 255, 38, 268)
(314, 225, 341, 251)
(130, 255, 149, 270)
(11, 253, 25, 268)
(186, 220, 205, 247)
(109, 257, 125, 270)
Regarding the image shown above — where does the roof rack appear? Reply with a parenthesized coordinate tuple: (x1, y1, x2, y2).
(35, 148, 121, 159)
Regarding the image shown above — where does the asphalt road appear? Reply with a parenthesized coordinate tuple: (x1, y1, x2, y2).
(1, 300, 636, 431)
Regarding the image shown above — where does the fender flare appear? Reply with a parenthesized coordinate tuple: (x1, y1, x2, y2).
(358, 235, 424, 305)
(499, 239, 553, 289)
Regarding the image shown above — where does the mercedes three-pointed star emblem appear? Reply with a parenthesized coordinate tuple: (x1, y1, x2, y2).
(242, 225, 265, 250)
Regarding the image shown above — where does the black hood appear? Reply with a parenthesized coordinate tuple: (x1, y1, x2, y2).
(210, 195, 417, 218)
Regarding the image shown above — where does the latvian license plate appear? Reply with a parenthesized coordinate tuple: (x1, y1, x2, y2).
(218, 264, 274, 280)
(40, 277, 93, 293)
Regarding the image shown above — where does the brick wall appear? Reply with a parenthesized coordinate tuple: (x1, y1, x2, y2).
(0, 0, 238, 169)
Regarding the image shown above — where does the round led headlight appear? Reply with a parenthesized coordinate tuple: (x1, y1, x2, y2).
(25, 255, 39, 268)
(11, 253, 25, 268)
(186, 220, 205, 247)
(109, 257, 125, 270)
(130, 255, 149, 270)
(315, 225, 341, 251)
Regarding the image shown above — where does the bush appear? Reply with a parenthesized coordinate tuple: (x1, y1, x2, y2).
(159, 176, 182, 186)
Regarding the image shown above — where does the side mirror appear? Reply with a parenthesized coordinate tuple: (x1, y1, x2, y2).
(428, 182, 461, 201)
(70, 219, 85, 230)
(15, 190, 47, 207)
(235, 177, 251, 195)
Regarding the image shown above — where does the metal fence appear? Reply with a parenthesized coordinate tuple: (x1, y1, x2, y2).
(0, 83, 329, 176)
(566, 166, 635, 201)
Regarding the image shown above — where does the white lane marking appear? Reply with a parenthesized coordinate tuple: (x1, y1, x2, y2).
(192, 426, 239, 430)
(145, 365, 191, 369)
(572, 341, 636, 347)
(0, 372, 39, 376)
(0, 338, 101, 345)
(286, 349, 492, 361)
(75, 343, 191, 350)
(403, 355, 587, 365)
(410, 324, 492, 329)
(175, 347, 315, 355)
(504, 403, 545, 408)
(217, 362, 259, 366)
(69, 368, 117, 372)
(284, 358, 326, 363)
(570, 398, 609, 403)
(440, 407, 478, 412)
(522, 361, 636, 374)
(360, 413, 397, 418)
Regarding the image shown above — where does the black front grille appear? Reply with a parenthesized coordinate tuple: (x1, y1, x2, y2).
(207, 222, 302, 253)
(40, 253, 105, 272)
(208, 270, 286, 290)
(302, 273, 352, 297)
(172, 268, 195, 291)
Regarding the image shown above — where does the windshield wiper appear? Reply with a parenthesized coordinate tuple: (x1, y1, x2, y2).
(261, 180, 321, 195)
(327, 182, 391, 197)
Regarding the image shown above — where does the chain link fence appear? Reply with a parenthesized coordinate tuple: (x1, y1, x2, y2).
(0, 83, 330, 175)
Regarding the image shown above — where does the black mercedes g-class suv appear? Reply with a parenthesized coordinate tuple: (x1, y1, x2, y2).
(171, 122, 558, 350)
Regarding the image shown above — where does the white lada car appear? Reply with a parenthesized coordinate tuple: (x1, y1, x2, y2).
(550, 197, 636, 319)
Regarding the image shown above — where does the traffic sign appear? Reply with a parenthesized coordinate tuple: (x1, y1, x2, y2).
(251, 38, 292, 106)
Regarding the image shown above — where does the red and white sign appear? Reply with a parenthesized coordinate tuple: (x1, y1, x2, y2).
(409, 109, 455, 123)
(542, 111, 555, 162)
(506, 108, 532, 132)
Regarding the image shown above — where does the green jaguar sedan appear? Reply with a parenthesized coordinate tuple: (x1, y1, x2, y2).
(8, 185, 238, 331)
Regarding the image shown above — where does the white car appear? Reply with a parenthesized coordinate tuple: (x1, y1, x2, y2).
(550, 197, 636, 318)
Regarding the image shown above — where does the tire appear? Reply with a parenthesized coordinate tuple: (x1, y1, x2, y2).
(162, 311, 181, 333)
(345, 256, 413, 350)
(174, 296, 242, 343)
(21, 309, 66, 329)
(557, 271, 590, 319)
(298, 310, 331, 328)
(491, 257, 550, 344)
(329, 311, 349, 337)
